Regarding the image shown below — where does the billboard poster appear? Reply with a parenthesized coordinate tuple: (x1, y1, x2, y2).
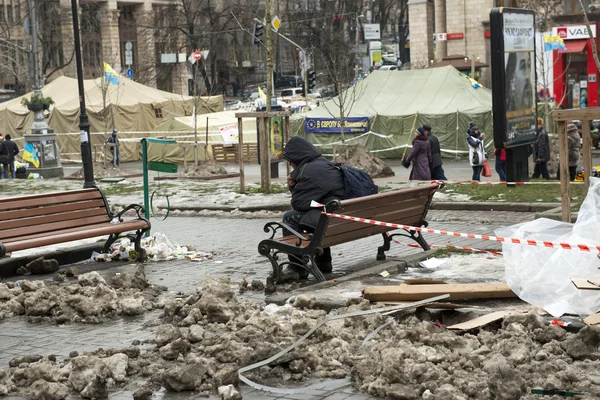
(491, 8, 537, 149)
(218, 124, 239, 144)
(270, 117, 284, 159)
(304, 117, 370, 134)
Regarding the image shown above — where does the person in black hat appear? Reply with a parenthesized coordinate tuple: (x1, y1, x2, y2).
(106, 129, 120, 167)
(423, 124, 446, 180)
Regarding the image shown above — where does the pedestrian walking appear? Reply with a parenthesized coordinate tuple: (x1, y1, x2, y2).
(281, 136, 345, 279)
(0, 134, 20, 179)
(106, 129, 120, 167)
(402, 127, 431, 180)
(494, 147, 507, 182)
(423, 124, 447, 180)
(567, 122, 580, 181)
(467, 126, 485, 181)
(532, 117, 551, 180)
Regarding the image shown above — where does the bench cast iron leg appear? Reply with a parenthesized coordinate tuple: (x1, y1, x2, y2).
(304, 255, 326, 282)
(377, 233, 391, 260)
(414, 231, 430, 251)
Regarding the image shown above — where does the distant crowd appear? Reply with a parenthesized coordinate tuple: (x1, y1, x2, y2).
(401, 118, 590, 182)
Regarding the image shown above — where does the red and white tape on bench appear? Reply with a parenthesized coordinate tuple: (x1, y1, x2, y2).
(324, 212, 600, 254)
(435, 180, 584, 185)
(389, 237, 503, 256)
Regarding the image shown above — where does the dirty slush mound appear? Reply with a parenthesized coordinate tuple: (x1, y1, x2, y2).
(3, 276, 600, 399)
(0, 264, 164, 324)
(333, 144, 395, 178)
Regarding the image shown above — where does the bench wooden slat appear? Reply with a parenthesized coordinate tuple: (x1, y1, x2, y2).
(0, 215, 111, 241)
(0, 199, 107, 222)
(326, 197, 427, 229)
(323, 205, 425, 242)
(0, 190, 103, 212)
(0, 188, 100, 207)
(4, 220, 149, 253)
(2, 208, 109, 231)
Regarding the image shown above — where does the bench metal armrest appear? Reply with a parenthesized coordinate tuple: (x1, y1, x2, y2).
(263, 221, 312, 243)
(113, 203, 146, 222)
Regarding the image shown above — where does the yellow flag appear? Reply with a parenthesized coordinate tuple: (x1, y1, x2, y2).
(258, 86, 266, 100)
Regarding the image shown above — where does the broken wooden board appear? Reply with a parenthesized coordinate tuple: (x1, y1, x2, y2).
(583, 313, 600, 326)
(363, 283, 516, 302)
(447, 310, 527, 331)
(571, 278, 600, 290)
(381, 301, 471, 310)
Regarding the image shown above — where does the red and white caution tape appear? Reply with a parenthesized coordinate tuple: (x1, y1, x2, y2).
(437, 180, 585, 185)
(389, 237, 502, 256)
(324, 212, 600, 254)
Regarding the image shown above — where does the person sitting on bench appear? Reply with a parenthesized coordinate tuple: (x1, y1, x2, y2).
(282, 136, 345, 279)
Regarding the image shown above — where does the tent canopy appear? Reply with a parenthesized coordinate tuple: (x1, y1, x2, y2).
(0, 76, 223, 136)
(292, 66, 494, 158)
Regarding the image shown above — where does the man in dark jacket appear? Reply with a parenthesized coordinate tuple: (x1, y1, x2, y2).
(0, 134, 19, 179)
(282, 136, 345, 278)
(106, 129, 120, 167)
(423, 124, 446, 180)
(532, 118, 550, 180)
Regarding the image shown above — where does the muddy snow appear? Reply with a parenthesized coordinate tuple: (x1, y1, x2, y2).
(1, 273, 599, 399)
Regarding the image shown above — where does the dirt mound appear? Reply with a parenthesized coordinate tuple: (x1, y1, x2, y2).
(333, 144, 394, 178)
(183, 160, 228, 177)
(69, 163, 133, 179)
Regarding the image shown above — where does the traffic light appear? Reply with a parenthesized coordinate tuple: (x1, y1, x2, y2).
(253, 23, 264, 45)
(307, 70, 316, 91)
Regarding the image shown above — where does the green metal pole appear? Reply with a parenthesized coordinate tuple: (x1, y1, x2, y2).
(141, 138, 150, 229)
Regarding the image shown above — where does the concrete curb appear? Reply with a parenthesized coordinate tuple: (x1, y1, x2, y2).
(0, 243, 102, 279)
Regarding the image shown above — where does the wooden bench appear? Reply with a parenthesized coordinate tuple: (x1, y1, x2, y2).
(258, 182, 444, 282)
(0, 187, 151, 259)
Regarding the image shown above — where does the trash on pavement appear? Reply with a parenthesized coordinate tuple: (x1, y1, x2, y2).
(379, 270, 390, 277)
(496, 177, 600, 317)
(419, 257, 447, 269)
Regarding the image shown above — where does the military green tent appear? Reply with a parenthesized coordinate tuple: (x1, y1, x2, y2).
(291, 66, 494, 158)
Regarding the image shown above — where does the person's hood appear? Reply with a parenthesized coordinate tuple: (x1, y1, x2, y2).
(282, 136, 321, 165)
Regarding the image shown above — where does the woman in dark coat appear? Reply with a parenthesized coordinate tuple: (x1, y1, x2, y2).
(402, 127, 431, 180)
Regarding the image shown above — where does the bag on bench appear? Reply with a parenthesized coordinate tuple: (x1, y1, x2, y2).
(335, 164, 378, 200)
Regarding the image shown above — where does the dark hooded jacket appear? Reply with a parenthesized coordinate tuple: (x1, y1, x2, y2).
(403, 134, 431, 180)
(283, 136, 345, 229)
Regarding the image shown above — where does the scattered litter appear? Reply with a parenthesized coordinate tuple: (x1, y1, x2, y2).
(379, 270, 390, 277)
(550, 318, 572, 328)
(531, 388, 585, 397)
(570, 277, 600, 290)
(583, 313, 600, 326)
(418, 257, 447, 269)
(91, 232, 216, 263)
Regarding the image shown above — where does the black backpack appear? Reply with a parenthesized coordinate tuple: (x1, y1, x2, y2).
(335, 163, 378, 199)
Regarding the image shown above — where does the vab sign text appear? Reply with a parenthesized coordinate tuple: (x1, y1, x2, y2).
(552, 24, 597, 40)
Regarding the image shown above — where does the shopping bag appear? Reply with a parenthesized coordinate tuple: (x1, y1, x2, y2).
(482, 160, 492, 177)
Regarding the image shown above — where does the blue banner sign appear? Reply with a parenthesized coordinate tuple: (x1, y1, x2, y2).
(304, 117, 370, 133)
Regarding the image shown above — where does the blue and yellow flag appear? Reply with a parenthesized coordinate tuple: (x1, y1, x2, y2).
(543, 34, 567, 52)
(23, 142, 40, 168)
(103, 62, 119, 85)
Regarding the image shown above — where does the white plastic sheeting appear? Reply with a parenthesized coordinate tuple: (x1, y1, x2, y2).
(497, 177, 600, 317)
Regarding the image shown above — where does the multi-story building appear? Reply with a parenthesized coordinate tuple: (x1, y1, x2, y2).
(0, 0, 301, 97)
(409, 0, 600, 109)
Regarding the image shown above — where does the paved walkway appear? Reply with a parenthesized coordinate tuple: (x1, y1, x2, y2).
(0, 210, 534, 400)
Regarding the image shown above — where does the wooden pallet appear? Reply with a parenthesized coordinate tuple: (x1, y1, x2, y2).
(212, 144, 258, 163)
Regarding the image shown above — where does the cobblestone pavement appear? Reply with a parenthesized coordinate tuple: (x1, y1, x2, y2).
(0, 210, 534, 400)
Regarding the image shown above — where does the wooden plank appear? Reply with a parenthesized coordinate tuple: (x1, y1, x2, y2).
(259, 117, 270, 192)
(447, 310, 527, 330)
(326, 199, 426, 231)
(558, 121, 571, 222)
(4, 220, 149, 253)
(363, 283, 516, 302)
(382, 301, 466, 309)
(552, 108, 600, 122)
(0, 199, 106, 222)
(582, 120, 592, 197)
(0, 189, 102, 211)
(403, 279, 448, 285)
(0, 208, 108, 232)
(336, 184, 438, 209)
(238, 117, 245, 194)
(570, 277, 600, 290)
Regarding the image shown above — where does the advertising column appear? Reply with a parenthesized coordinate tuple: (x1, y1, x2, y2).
(490, 8, 537, 183)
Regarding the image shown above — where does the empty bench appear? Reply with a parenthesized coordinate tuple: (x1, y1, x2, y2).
(0, 187, 151, 259)
(258, 182, 444, 282)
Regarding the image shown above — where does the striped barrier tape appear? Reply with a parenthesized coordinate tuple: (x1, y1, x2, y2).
(324, 212, 600, 254)
(436, 180, 585, 185)
(389, 236, 502, 256)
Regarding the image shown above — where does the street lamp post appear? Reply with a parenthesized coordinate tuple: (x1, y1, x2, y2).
(70, 0, 95, 188)
(355, 14, 364, 81)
